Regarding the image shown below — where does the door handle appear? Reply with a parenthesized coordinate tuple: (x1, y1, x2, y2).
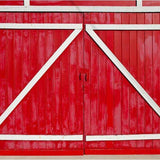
(85, 74, 87, 81)
(79, 73, 81, 80)
(79, 72, 88, 81)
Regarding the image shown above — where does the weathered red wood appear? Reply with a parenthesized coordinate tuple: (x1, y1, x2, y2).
(86, 149, 160, 155)
(84, 12, 92, 153)
(0, 13, 84, 154)
(152, 13, 160, 149)
(144, 13, 153, 149)
(143, 0, 160, 6)
(0, 1, 23, 5)
(113, 13, 122, 149)
(0, 12, 160, 155)
(84, 13, 160, 154)
(137, 13, 145, 149)
(30, 0, 136, 6)
(129, 13, 137, 148)
(0, 150, 83, 155)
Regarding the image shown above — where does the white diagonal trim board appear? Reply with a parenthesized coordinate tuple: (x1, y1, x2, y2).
(0, 23, 82, 125)
(86, 24, 160, 117)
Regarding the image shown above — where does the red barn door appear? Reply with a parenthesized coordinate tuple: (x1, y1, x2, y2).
(0, 13, 84, 155)
(84, 13, 160, 154)
(1, 12, 160, 155)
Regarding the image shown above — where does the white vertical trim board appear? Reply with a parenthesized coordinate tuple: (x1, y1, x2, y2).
(0, 23, 82, 125)
(137, 0, 142, 7)
(86, 24, 160, 117)
(86, 134, 160, 141)
(24, 0, 30, 6)
(0, 135, 83, 141)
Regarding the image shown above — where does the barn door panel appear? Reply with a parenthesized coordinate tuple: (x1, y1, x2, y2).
(0, 13, 84, 155)
(84, 13, 160, 154)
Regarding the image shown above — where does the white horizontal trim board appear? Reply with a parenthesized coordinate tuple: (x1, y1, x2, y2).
(0, 24, 82, 125)
(86, 24, 160, 117)
(86, 134, 160, 141)
(0, 135, 83, 141)
(0, 6, 160, 12)
(0, 23, 82, 30)
(86, 24, 160, 30)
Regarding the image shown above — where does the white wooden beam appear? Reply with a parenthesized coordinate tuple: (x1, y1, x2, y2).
(0, 23, 82, 30)
(87, 24, 160, 30)
(86, 134, 160, 141)
(137, 0, 143, 7)
(0, 135, 83, 141)
(0, 6, 160, 12)
(24, 0, 30, 7)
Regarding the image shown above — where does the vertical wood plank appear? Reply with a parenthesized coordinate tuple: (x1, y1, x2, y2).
(114, 13, 122, 149)
(0, 13, 7, 150)
(61, 12, 70, 150)
(144, 13, 153, 149)
(121, 13, 130, 149)
(76, 13, 84, 151)
(4, 13, 15, 150)
(38, 13, 46, 150)
(53, 13, 62, 151)
(152, 13, 160, 148)
(90, 12, 99, 150)
(22, 12, 31, 150)
(105, 13, 114, 149)
(29, 12, 39, 150)
(84, 13, 91, 151)
(129, 13, 137, 148)
(44, 12, 53, 150)
(137, 13, 145, 149)
(14, 12, 23, 150)
(8, 13, 16, 150)
(98, 13, 107, 150)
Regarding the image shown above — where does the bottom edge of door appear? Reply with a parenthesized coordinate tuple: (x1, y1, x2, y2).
(0, 150, 84, 156)
(85, 149, 160, 155)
